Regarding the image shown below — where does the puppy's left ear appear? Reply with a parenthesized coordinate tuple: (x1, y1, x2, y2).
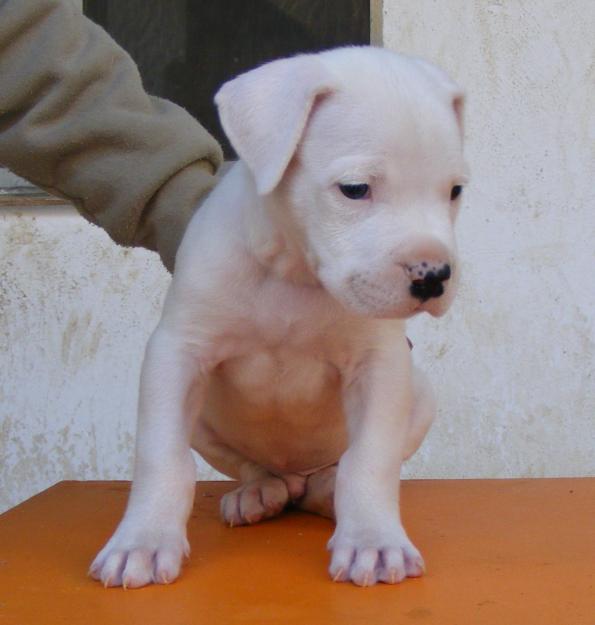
(413, 58, 465, 136)
(451, 92, 465, 138)
(215, 54, 335, 195)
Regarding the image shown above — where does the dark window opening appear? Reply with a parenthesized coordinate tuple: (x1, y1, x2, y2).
(83, 0, 370, 157)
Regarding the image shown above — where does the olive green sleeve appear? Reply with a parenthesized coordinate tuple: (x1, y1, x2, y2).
(0, 0, 223, 271)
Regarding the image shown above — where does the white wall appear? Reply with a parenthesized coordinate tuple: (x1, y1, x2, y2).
(0, 207, 223, 512)
(1, 1, 594, 512)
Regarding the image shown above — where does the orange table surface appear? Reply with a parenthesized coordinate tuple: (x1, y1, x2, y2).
(0, 479, 594, 625)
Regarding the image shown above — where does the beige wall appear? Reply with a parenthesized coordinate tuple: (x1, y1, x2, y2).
(0, 206, 223, 512)
(1, 1, 594, 512)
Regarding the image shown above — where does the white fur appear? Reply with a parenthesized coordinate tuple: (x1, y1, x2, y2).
(90, 46, 467, 588)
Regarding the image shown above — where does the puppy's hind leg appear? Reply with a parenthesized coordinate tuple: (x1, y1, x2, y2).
(220, 463, 307, 527)
(296, 465, 337, 520)
(191, 422, 304, 527)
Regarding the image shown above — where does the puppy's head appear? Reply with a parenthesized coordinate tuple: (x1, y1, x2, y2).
(215, 47, 467, 319)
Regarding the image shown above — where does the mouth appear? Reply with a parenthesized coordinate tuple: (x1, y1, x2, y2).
(355, 291, 447, 320)
(415, 296, 450, 318)
(345, 289, 420, 319)
(324, 267, 452, 319)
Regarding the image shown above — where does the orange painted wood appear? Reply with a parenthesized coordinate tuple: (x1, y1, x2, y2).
(1, 479, 594, 624)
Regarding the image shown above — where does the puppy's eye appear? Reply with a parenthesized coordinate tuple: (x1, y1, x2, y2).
(339, 183, 370, 200)
(450, 185, 463, 201)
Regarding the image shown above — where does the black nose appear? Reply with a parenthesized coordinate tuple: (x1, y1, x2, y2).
(409, 264, 451, 302)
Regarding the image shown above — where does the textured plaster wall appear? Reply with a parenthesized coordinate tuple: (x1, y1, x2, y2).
(387, 0, 595, 480)
(0, 207, 223, 512)
(1, 1, 594, 512)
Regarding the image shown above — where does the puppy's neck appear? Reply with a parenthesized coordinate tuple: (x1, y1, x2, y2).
(247, 193, 320, 287)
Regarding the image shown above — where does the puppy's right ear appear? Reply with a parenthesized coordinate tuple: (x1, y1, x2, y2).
(215, 55, 335, 196)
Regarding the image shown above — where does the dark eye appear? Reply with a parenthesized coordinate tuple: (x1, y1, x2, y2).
(339, 183, 370, 200)
(450, 185, 463, 201)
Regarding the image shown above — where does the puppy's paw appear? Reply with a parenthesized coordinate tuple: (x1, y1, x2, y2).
(328, 525, 425, 586)
(220, 476, 290, 526)
(89, 524, 189, 589)
(298, 465, 337, 519)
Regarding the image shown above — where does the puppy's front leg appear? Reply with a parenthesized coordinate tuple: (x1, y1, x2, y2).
(90, 326, 208, 588)
(330, 336, 425, 586)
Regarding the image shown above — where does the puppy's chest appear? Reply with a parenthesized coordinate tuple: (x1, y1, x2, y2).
(215, 283, 347, 405)
(218, 347, 339, 407)
(238, 275, 342, 347)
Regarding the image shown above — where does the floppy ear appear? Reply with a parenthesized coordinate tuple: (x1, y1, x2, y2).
(215, 54, 335, 195)
(452, 93, 465, 137)
(413, 58, 465, 136)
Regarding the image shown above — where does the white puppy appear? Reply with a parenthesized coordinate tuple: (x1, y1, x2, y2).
(91, 46, 467, 588)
